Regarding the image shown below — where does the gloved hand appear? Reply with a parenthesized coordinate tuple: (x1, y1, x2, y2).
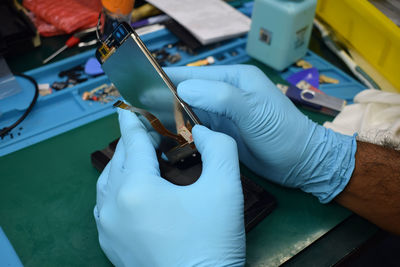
(94, 109, 245, 266)
(166, 65, 357, 203)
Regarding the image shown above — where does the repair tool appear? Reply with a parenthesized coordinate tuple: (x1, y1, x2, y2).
(313, 19, 380, 89)
(43, 27, 97, 64)
(286, 67, 320, 90)
(296, 59, 313, 69)
(82, 84, 120, 103)
(319, 74, 339, 84)
(131, 14, 169, 28)
(277, 83, 346, 116)
(186, 56, 215, 67)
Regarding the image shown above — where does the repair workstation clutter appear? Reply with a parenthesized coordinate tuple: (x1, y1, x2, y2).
(1, 0, 400, 266)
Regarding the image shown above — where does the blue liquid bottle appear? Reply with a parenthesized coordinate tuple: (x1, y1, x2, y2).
(246, 0, 317, 71)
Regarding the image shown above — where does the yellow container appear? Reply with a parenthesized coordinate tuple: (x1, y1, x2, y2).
(316, 0, 400, 91)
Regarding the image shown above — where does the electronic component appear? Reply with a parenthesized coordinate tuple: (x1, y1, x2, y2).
(51, 81, 68, 91)
(96, 22, 201, 164)
(95, 22, 131, 64)
(113, 100, 188, 145)
(91, 22, 276, 233)
(96, 22, 199, 123)
(82, 84, 120, 103)
(113, 100, 196, 164)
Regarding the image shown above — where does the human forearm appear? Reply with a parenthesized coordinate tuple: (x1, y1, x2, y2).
(167, 65, 400, 233)
(335, 141, 400, 235)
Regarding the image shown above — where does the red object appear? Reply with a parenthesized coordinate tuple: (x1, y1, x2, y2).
(65, 36, 81, 47)
(23, 0, 102, 35)
(26, 12, 66, 36)
(295, 80, 326, 95)
(308, 84, 325, 94)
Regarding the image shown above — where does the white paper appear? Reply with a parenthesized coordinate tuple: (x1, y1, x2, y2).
(146, 0, 251, 45)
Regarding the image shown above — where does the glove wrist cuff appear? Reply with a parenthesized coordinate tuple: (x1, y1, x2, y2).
(296, 125, 357, 203)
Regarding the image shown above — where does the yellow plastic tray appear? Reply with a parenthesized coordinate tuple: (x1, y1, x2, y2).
(316, 0, 400, 91)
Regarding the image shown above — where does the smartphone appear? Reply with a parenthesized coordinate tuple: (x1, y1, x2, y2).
(96, 22, 200, 122)
(96, 22, 201, 164)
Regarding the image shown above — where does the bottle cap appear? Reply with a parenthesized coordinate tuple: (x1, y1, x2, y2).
(101, 0, 134, 15)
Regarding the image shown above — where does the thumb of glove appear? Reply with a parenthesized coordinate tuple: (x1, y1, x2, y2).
(192, 125, 240, 186)
(178, 79, 247, 122)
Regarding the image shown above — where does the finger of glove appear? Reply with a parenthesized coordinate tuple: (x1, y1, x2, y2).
(96, 161, 111, 212)
(95, 138, 128, 213)
(148, 130, 161, 149)
(109, 138, 125, 170)
(118, 109, 160, 176)
(177, 79, 246, 122)
(192, 107, 212, 128)
(96, 137, 124, 200)
(165, 65, 273, 92)
(193, 106, 242, 144)
(192, 125, 240, 185)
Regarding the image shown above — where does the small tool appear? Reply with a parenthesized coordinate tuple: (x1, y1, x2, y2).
(277, 83, 345, 116)
(84, 57, 104, 76)
(296, 59, 313, 69)
(43, 37, 80, 64)
(287, 67, 320, 89)
(131, 14, 169, 28)
(313, 19, 380, 89)
(186, 56, 215, 67)
(43, 27, 97, 64)
(319, 74, 339, 84)
(78, 39, 98, 48)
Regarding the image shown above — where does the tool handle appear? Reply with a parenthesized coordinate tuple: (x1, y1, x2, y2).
(66, 36, 80, 47)
(355, 66, 381, 89)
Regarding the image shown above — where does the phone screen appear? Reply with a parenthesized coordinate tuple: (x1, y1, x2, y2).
(99, 24, 200, 154)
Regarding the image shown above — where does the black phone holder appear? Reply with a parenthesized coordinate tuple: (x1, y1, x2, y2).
(91, 138, 277, 232)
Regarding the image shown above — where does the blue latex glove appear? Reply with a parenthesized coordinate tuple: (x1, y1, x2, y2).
(166, 65, 357, 203)
(94, 109, 245, 266)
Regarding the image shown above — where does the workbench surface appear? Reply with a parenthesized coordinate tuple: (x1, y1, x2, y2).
(0, 32, 378, 266)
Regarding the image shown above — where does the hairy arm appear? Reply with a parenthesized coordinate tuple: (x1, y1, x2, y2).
(335, 141, 400, 235)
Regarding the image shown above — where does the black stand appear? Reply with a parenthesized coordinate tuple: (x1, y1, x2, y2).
(91, 138, 277, 232)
